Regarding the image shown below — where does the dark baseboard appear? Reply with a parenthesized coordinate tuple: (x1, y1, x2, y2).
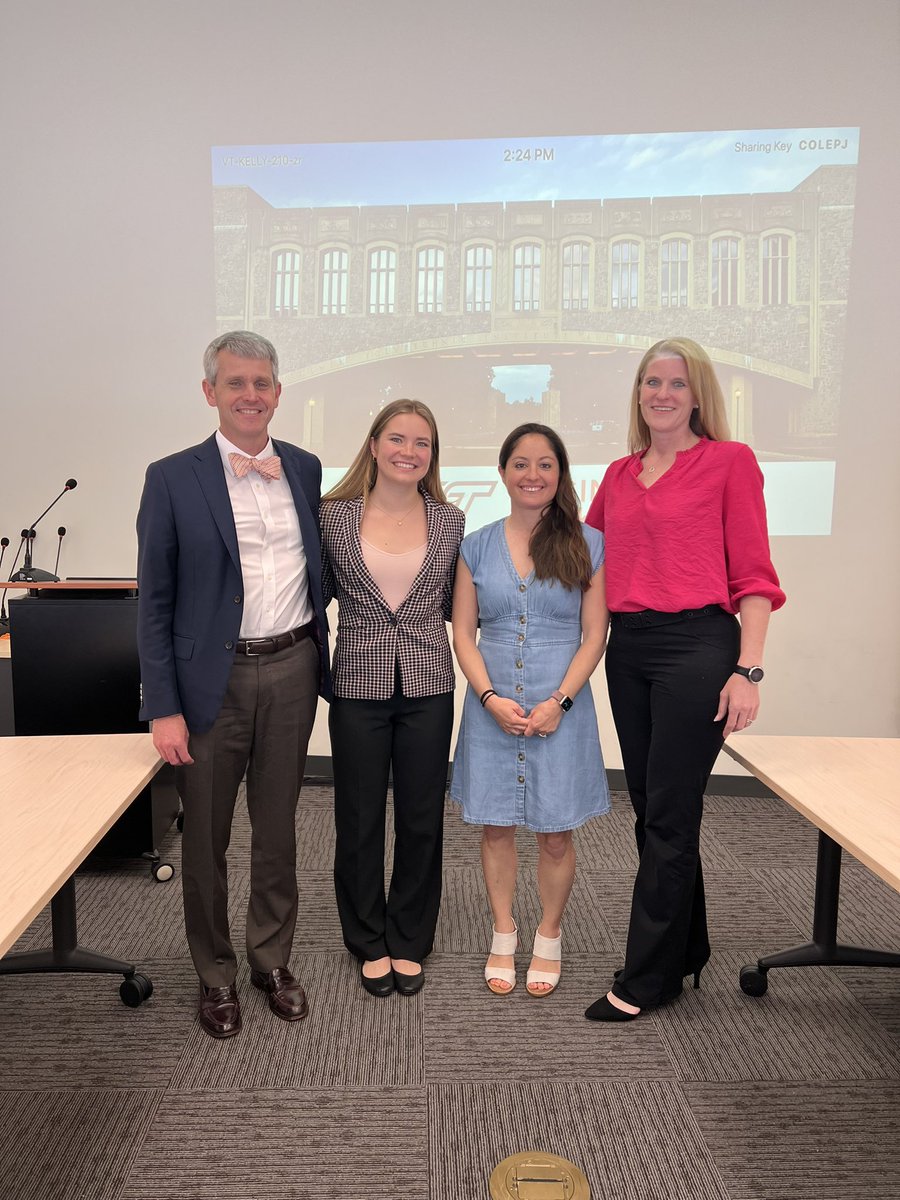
(303, 757, 775, 799)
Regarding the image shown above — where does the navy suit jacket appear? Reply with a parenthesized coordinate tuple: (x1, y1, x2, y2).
(136, 433, 332, 734)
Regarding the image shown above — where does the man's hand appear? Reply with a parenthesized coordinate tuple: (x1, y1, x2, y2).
(151, 713, 194, 765)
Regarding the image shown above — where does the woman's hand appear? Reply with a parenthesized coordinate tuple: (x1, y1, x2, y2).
(715, 673, 760, 737)
(523, 699, 564, 739)
(484, 694, 529, 736)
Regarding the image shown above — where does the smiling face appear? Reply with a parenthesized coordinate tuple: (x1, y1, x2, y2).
(499, 432, 560, 512)
(638, 355, 697, 441)
(370, 412, 433, 488)
(203, 350, 281, 455)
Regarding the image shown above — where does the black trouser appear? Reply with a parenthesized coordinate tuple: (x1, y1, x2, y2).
(329, 679, 453, 963)
(606, 609, 740, 1008)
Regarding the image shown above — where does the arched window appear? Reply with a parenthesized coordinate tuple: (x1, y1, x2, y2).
(711, 236, 740, 306)
(761, 234, 791, 305)
(464, 244, 493, 312)
(272, 249, 301, 317)
(513, 243, 541, 311)
(368, 247, 396, 314)
(320, 248, 348, 315)
(417, 246, 445, 313)
(611, 240, 640, 309)
(561, 241, 590, 311)
(660, 238, 689, 307)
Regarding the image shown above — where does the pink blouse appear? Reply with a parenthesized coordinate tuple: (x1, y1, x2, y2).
(585, 439, 785, 615)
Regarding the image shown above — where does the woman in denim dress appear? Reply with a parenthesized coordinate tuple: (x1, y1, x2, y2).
(451, 424, 610, 997)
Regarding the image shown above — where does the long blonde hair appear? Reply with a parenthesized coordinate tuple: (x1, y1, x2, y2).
(323, 399, 448, 503)
(627, 338, 731, 453)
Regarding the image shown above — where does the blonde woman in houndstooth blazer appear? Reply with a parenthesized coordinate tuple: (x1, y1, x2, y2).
(320, 399, 464, 998)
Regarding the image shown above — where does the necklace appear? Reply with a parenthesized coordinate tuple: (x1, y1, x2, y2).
(368, 498, 419, 526)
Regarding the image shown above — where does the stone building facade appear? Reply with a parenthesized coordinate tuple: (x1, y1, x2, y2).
(214, 166, 855, 458)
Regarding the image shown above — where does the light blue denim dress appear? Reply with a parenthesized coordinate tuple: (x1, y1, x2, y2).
(450, 519, 611, 832)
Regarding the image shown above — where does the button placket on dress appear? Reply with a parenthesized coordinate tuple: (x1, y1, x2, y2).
(514, 582, 528, 823)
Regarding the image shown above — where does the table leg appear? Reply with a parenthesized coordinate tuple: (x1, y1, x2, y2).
(740, 831, 900, 995)
(0, 877, 153, 1005)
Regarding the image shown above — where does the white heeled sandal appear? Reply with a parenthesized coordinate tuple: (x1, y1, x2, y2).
(485, 925, 518, 994)
(526, 930, 562, 997)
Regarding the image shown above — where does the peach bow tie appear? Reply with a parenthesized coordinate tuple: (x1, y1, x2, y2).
(228, 452, 281, 481)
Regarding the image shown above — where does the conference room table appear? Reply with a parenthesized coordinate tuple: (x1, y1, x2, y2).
(0, 732, 164, 1005)
(723, 735, 900, 995)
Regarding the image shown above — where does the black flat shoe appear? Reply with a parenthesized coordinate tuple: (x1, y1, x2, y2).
(360, 962, 395, 997)
(584, 994, 640, 1022)
(392, 965, 425, 996)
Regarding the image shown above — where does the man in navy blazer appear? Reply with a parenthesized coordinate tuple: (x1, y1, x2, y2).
(137, 330, 331, 1038)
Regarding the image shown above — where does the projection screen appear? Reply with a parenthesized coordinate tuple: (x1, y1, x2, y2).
(211, 127, 858, 537)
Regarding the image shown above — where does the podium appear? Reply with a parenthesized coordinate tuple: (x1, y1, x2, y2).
(1, 581, 178, 876)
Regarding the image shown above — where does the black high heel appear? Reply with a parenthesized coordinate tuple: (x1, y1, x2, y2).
(614, 964, 705, 993)
(585, 994, 640, 1022)
(619, 964, 710, 984)
(686, 959, 708, 989)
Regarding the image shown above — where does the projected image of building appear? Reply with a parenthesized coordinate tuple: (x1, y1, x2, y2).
(213, 164, 854, 472)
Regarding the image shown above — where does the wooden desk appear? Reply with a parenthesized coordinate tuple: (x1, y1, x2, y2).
(723, 735, 900, 995)
(0, 733, 163, 1005)
(2, 582, 178, 871)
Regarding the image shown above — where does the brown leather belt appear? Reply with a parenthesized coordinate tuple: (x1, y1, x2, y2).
(235, 621, 315, 656)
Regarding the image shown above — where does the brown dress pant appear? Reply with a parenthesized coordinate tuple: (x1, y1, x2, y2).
(175, 636, 319, 987)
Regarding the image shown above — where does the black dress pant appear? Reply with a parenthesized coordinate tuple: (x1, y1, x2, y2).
(330, 679, 453, 963)
(606, 609, 740, 1008)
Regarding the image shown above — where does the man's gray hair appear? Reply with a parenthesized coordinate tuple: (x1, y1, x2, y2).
(203, 330, 279, 386)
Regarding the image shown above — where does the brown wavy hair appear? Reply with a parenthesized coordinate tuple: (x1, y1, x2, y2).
(323, 398, 448, 504)
(499, 424, 593, 591)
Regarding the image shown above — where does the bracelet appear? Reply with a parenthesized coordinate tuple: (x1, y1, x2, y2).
(479, 688, 496, 707)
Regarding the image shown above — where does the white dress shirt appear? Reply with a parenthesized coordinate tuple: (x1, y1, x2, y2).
(215, 431, 313, 638)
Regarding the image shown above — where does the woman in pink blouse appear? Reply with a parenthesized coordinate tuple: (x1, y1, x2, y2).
(584, 338, 785, 1022)
(320, 400, 464, 999)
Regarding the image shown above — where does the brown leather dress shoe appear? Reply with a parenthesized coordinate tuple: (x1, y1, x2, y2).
(198, 984, 242, 1038)
(250, 966, 309, 1021)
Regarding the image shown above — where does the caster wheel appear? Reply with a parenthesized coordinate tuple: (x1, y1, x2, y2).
(152, 861, 175, 882)
(120, 973, 154, 1007)
(740, 965, 768, 996)
(176, 811, 184, 833)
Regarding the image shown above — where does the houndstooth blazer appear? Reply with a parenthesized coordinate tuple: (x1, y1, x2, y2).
(320, 490, 465, 700)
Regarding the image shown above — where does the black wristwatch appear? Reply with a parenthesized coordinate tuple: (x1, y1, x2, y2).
(551, 689, 574, 712)
(733, 665, 764, 684)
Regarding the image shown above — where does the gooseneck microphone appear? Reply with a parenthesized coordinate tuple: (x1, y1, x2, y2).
(0, 535, 14, 625)
(10, 479, 78, 583)
(54, 527, 66, 577)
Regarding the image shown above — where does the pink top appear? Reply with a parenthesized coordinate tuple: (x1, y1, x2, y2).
(360, 537, 427, 612)
(585, 439, 785, 615)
